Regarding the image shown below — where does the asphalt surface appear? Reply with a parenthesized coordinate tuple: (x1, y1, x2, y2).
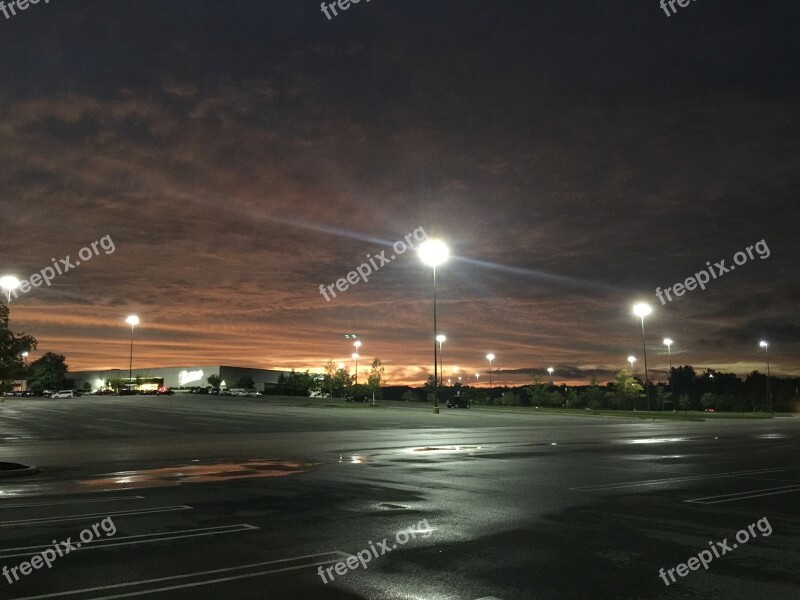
(0, 395, 798, 599)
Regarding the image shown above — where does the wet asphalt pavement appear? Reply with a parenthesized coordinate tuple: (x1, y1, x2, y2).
(0, 395, 798, 599)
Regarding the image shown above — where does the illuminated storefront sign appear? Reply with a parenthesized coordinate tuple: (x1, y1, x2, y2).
(178, 369, 204, 386)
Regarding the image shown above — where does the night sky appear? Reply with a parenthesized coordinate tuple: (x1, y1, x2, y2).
(1, 1, 798, 385)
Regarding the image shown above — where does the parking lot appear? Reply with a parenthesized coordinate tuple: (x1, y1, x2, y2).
(0, 396, 798, 599)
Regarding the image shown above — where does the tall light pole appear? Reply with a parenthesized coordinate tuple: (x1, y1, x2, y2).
(633, 302, 653, 411)
(126, 315, 139, 391)
(760, 341, 772, 413)
(419, 239, 450, 413)
(475, 373, 480, 384)
(486, 353, 495, 389)
(628, 355, 636, 377)
(663, 338, 673, 411)
(436, 334, 446, 387)
(547, 367, 554, 383)
(352, 352, 360, 385)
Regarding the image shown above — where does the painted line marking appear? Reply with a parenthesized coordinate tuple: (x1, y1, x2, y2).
(0, 505, 192, 527)
(11, 551, 350, 599)
(571, 466, 800, 491)
(0, 496, 146, 509)
(685, 483, 800, 504)
(0, 524, 258, 559)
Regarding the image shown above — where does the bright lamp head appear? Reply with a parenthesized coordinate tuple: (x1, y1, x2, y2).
(0, 275, 21, 291)
(486, 353, 495, 361)
(436, 334, 446, 343)
(126, 315, 140, 326)
(759, 340, 768, 348)
(627, 355, 636, 363)
(418, 239, 450, 268)
(633, 302, 652, 318)
(663, 338, 673, 346)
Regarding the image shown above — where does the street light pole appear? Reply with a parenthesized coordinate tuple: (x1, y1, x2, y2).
(353, 340, 362, 386)
(419, 239, 449, 414)
(126, 315, 139, 390)
(352, 352, 359, 385)
(436, 334, 446, 387)
(760, 341, 772, 413)
(663, 338, 673, 412)
(486, 353, 495, 389)
(633, 303, 653, 411)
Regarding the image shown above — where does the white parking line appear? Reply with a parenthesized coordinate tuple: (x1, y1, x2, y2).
(0, 524, 258, 559)
(11, 551, 350, 599)
(571, 465, 800, 491)
(0, 496, 145, 509)
(684, 483, 800, 504)
(0, 505, 192, 527)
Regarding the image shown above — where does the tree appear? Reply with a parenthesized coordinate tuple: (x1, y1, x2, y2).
(611, 369, 643, 410)
(27, 352, 68, 391)
(700, 392, 717, 411)
(367, 358, 385, 399)
(108, 376, 125, 393)
(500, 390, 521, 406)
(322, 361, 352, 398)
(235, 375, 255, 389)
(207, 374, 222, 388)
(278, 370, 316, 397)
(0, 303, 37, 392)
(526, 374, 551, 406)
(655, 385, 672, 411)
(401, 390, 419, 402)
(581, 376, 606, 409)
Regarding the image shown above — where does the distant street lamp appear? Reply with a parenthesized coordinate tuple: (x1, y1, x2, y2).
(628, 355, 636, 377)
(633, 302, 653, 411)
(1, 276, 21, 314)
(663, 338, 673, 411)
(760, 341, 772, 413)
(419, 239, 450, 413)
(486, 353, 495, 388)
(436, 334, 446, 387)
(125, 315, 139, 390)
(547, 367, 554, 382)
(352, 352, 360, 385)
(475, 373, 480, 384)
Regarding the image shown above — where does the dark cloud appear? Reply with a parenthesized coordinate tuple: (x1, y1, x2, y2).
(1, 1, 798, 383)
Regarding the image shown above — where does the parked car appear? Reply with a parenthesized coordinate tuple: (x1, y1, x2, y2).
(51, 390, 75, 399)
(346, 393, 369, 403)
(447, 396, 471, 408)
(156, 387, 174, 396)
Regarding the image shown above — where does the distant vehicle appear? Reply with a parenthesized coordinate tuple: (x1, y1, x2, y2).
(156, 387, 174, 396)
(346, 393, 369, 403)
(92, 389, 115, 395)
(51, 390, 75, 399)
(705, 408, 716, 413)
(246, 391, 262, 397)
(447, 396, 471, 408)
